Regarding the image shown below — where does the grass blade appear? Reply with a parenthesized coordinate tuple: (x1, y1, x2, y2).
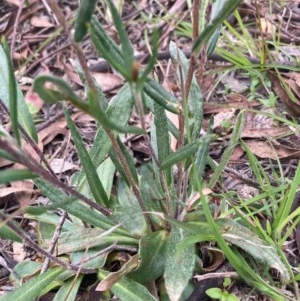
(193, 0, 242, 54)
(209, 111, 244, 188)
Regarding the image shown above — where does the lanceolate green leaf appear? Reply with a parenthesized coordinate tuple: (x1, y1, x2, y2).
(169, 41, 203, 141)
(0, 149, 16, 162)
(98, 270, 159, 301)
(164, 226, 195, 301)
(110, 137, 138, 185)
(34, 76, 143, 134)
(64, 106, 109, 207)
(74, 0, 97, 42)
(206, 0, 227, 57)
(0, 267, 63, 301)
(153, 101, 171, 185)
(51, 227, 138, 255)
(0, 169, 37, 184)
(193, 0, 243, 54)
(3, 40, 20, 145)
(138, 29, 159, 85)
(0, 212, 22, 242)
(75, 83, 134, 189)
(52, 275, 83, 301)
(115, 180, 148, 236)
(90, 17, 128, 79)
(217, 219, 290, 282)
(106, 0, 133, 72)
(88, 88, 144, 134)
(160, 139, 201, 170)
(128, 230, 169, 283)
(144, 78, 180, 114)
(0, 46, 37, 142)
(33, 178, 128, 236)
(194, 133, 212, 179)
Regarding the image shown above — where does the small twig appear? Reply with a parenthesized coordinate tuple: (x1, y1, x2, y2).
(0, 211, 95, 274)
(41, 210, 68, 273)
(10, 0, 25, 58)
(184, 0, 200, 100)
(0, 99, 56, 177)
(107, 131, 155, 231)
(224, 166, 261, 188)
(0, 137, 111, 216)
(194, 271, 239, 281)
(41, 0, 59, 25)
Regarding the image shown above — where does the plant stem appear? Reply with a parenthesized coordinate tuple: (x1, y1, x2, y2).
(107, 131, 155, 231)
(0, 137, 111, 216)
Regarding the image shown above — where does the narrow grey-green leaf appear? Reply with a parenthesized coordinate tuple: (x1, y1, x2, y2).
(33, 178, 128, 235)
(153, 101, 171, 185)
(0, 169, 37, 184)
(144, 78, 180, 114)
(169, 41, 203, 141)
(109, 137, 138, 185)
(88, 88, 144, 134)
(76, 83, 135, 191)
(90, 17, 129, 79)
(115, 179, 147, 236)
(53, 275, 83, 301)
(0, 267, 63, 301)
(160, 139, 201, 170)
(128, 230, 169, 283)
(0, 212, 22, 242)
(164, 226, 195, 301)
(64, 107, 109, 207)
(98, 270, 159, 301)
(106, 0, 133, 72)
(194, 133, 212, 179)
(52, 228, 137, 255)
(74, 0, 97, 42)
(138, 29, 159, 84)
(217, 218, 290, 282)
(2, 40, 20, 145)
(206, 0, 226, 57)
(0, 46, 37, 142)
(0, 149, 17, 162)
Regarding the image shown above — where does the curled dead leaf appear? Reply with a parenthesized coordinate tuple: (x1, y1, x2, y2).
(267, 70, 300, 117)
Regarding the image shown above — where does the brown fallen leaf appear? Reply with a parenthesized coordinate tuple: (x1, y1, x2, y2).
(267, 70, 300, 117)
(91, 72, 124, 92)
(30, 15, 54, 28)
(229, 145, 244, 162)
(240, 126, 292, 139)
(49, 158, 79, 174)
(245, 140, 300, 160)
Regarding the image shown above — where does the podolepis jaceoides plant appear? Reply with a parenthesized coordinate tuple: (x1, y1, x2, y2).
(0, 0, 296, 300)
